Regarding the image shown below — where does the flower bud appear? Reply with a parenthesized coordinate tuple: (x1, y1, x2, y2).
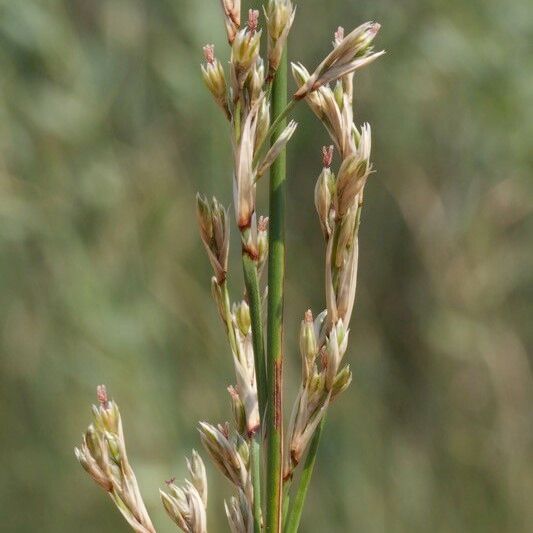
(105, 432, 121, 463)
(186, 450, 208, 507)
(247, 58, 264, 104)
(225, 490, 253, 533)
(254, 99, 271, 154)
(335, 204, 357, 267)
(234, 300, 251, 336)
(198, 422, 248, 490)
(197, 194, 230, 283)
(331, 364, 353, 399)
(325, 326, 342, 390)
(257, 119, 298, 178)
(333, 80, 344, 108)
(265, 0, 295, 77)
(201, 45, 229, 117)
(160, 476, 207, 533)
(196, 193, 213, 240)
(315, 166, 334, 238)
(257, 216, 269, 265)
(335, 125, 372, 217)
(219, 0, 241, 44)
(231, 12, 262, 90)
(228, 386, 247, 435)
(300, 310, 318, 383)
(294, 21, 384, 99)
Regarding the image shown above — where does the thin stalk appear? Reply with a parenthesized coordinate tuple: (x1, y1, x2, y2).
(242, 252, 267, 426)
(251, 436, 263, 533)
(253, 98, 297, 169)
(282, 480, 292, 530)
(266, 49, 288, 533)
(284, 417, 325, 533)
(267, 98, 296, 144)
(221, 280, 239, 357)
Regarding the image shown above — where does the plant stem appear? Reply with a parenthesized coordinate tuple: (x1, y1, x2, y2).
(251, 436, 263, 533)
(267, 98, 296, 143)
(282, 480, 292, 530)
(284, 417, 325, 533)
(221, 280, 238, 356)
(266, 49, 287, 533)
(242, 252, 267, 425)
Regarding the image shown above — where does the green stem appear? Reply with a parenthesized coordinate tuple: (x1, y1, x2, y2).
(282, 480, 292, 530)
(251, 436, 263, 533)
(242, 252, 267, 425)
(266, 49, 288, 533)
(221, 281, 239, 357)
(284, 417, 325, 533)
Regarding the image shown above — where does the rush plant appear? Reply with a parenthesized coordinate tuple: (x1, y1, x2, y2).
(75, 2, 383, 532)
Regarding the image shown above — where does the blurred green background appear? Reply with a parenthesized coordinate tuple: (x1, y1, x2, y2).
(1, 0, 532, 531)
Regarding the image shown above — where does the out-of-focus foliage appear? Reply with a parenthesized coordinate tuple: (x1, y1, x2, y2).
(0, 0, 531, 531)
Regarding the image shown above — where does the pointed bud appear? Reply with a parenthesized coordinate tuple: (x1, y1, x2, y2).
(225, 490, 253, 533)
(265, 0, 296, 78)
(197, 194, 230, 283)
(257, 216, 269, 265)
(315, 166, 334, 238)
(325, 327, 342, 390)
(160, 477, 207, 533)
(220, 0, 241, 44)
(235, 300, 251, 336)
(335, 205, 357, 267)
(198, 422, 248, 489)
(228, 386, 247, 435)
(186, 450, 208, 507)
(335, 124, 372, 217)
(248, 58, 265, 104)
(300, 310, 318, 383)
(332, 364, 353, 399)
(196, 193, 213, 242)
(201, 45, 229, 118)
(231, 21, 262, 91)
(254, 99, 271, 154)
(294, 22, 384, 99)
(257, 120, 298, 177)
(333, 80, 344, 108)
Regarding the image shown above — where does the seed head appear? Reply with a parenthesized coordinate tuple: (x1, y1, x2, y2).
(294, 21, 384, 99)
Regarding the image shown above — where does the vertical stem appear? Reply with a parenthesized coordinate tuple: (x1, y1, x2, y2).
(266, 49, 287, 533)
(251, 436, 263, 533)
(284, 417, 325, 533)
(242, 253, 267, 421)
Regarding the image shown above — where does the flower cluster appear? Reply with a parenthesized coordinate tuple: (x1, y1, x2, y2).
(75, 6, 383, 533)
(285, 25, 383, 479)
(160, 451, 208, 533)
(74, 386, 156, 533)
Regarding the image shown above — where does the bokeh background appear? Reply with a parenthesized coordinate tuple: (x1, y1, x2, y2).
(1, 0, 532, 531)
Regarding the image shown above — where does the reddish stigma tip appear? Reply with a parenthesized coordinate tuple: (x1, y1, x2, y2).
(322, 145, 334, 168)
(203, 44, 215, 64)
